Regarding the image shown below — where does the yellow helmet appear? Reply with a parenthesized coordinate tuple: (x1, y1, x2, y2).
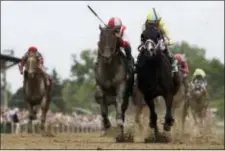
(193, 68, 206, 78)
(146, 9, 161, 23)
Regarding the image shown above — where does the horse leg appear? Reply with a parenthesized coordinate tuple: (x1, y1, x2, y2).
(163, 94, 174, 131)
(100, 94, 111, 136)
(181, 99, 189, 134)
(27, 103, 35, 133)
(192, 110, 199, 135)
(115, 83, 126, 141)
(145, 98, 159, 140)
(135, 106, 143, 132)
(121, 94, 129, 122)
(199, 108, 205, 133)
(40, 96, 50, 134)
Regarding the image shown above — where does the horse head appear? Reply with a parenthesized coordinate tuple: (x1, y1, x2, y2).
(98, 25, 119, 63)
(191, 80, 205, 98)
(25, 53, 40, 79)
(139, 24, 164, 58)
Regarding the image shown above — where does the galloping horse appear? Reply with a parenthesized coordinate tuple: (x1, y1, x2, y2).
(187, 79, 209, 126)
(24, 53, 51, 133)
(94, 25, 134, 141)
(170, 63, 188, 134)
(136, 24, 181, 140)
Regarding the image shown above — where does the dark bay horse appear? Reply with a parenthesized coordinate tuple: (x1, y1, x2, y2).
(136, 24, 181, 140)
(94, 25, 134, 141)
(131, 75, 165, 135)
(23, 53, 51, 133)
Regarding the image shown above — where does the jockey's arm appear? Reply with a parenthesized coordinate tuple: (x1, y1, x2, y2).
(19, 51, 30, 67)
(140, 24, 146, 43)
(120, 28, 133, 60)
(120, 27, 130, 48)
(36, 52, 44, 66)
(18, 51, 30, 74)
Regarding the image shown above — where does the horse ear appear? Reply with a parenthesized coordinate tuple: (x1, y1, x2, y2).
(99, 25, 103, 31)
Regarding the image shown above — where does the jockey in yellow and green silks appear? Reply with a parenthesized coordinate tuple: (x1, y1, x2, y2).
(140, 9, 178, 72)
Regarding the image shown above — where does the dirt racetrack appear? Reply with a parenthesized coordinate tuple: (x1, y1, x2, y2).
(1, 132, 224, 149)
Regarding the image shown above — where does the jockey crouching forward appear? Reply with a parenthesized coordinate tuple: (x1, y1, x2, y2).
(174, 53, 190, 97)
(192, 68, 208, 95)
(107, 17, 135, 74)
(18, 46, 52, 86)
(140, 9, 178, 73)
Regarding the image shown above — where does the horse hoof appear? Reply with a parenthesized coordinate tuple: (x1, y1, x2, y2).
(116, 119, 123, 126)
(105, 122, 111, 129)
(163, 124, 171, 131)
(100, 129, 108, 137)
(150, 122, 156, 129)
(144, 137, 155, 143)
(100, 132, 106, 137)
(115, 135, 125, 142)
(124, 132, 134, 142)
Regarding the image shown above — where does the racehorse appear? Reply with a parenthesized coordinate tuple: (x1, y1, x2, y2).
(170, 64, 188, 135)
(136, 24, 181, 140)
(94, 25, 134, 141)
(23, 53, 52, 134)
(187, 79, 209, 127)
(131, 75, 163, 134)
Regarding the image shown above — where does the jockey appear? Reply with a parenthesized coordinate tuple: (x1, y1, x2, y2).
(141, 9, 177, 72)
(18, 46, 51, 86)
(174, 53, 190, 96)
(192, 68, 207, 93)
(107, 17, 134, 74)
(174, 53, 189, 75)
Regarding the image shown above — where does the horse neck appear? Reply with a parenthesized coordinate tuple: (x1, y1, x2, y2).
(98, 52, 124, 79)
(26, 74, 45, 96)
(144, 54, 159, 72)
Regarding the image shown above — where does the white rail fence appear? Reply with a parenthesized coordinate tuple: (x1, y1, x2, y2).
(2, 122, 102, 134)
(2, 117, 134, 134)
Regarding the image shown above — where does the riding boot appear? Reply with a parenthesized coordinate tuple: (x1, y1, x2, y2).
(39, 65, 51, 86)
(124, 45, 134, 74)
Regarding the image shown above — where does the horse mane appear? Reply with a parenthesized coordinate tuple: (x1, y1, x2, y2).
(28, 52, 38, 58)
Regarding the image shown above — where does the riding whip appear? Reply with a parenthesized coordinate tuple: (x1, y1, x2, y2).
(153, 8, 158, 21)
(87, 5, 107, 27)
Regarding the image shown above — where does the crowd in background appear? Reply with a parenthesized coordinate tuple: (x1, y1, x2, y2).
(0, 107, 103, 131)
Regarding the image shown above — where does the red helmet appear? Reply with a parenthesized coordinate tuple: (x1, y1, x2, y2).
(174, 53, 185, 63)
(28, 46, 38, 53)
(108, 17, 122, 28)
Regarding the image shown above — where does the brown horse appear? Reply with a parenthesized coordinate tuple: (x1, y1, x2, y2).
(167, 64, 189, 135)
(23, 53, 51, 134)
